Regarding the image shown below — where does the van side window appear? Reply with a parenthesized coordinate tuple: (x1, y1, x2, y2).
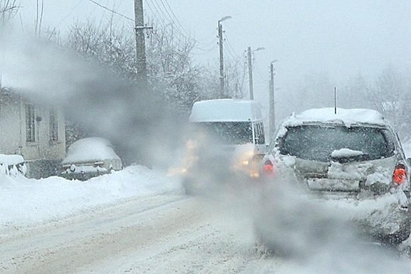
(254, 123, 265, 145)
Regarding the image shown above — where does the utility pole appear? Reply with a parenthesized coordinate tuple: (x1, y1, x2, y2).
(247, 47, 253, 100)
(1, 8, 5, 89)
(1, 7, 6, 90)
(217, 16, 231, 99)
(248, 46, 264, 100)
(269, 60, 277, 139)
(134, 0, 148, 84)
(218, 21, 224, 98)
(334, 87, 337, 114)
(0, 15, 3, 89)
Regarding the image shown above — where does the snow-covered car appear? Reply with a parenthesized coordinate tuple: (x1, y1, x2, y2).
(257, 108, 411, 249)
(0, 154, 26, 176)
(61, 137, 122, 180)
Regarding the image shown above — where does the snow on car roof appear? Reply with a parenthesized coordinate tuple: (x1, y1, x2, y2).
(0, 154, 24, 165)
(189, 99, 263, 122)
(62, 137, 120, 164)
(284, 108, 387, 127)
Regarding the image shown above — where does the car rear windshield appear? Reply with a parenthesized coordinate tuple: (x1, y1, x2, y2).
(278, 125, 395, 162)
(192, 122, 253, 145)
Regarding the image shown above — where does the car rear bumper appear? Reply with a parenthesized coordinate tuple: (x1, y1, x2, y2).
(60, 170, 109, 181)
(310, 192, 411, 243)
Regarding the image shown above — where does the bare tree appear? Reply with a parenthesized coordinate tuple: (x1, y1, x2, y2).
(0, 0, 19, 88)
(62, 19, 244, 113)
(224, 58, 247, 99)
(65, 20, 136, 79)
(340, 73, 372, 109)
(368, 66, 410, 137)
(144, 20, 209, 112)
(35, 0, 44, 37)
(0, 0, 18, 25)
(60, 19, 211, 165)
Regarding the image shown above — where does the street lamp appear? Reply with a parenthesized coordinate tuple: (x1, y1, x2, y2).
(219, 16, 232, 23)
(269, 60, 278, 139)
(247, 46, 265, 100)
(218, 16, 232, 98)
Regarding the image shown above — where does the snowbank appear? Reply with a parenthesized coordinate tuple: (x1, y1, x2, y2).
(0, 165, 180, 230)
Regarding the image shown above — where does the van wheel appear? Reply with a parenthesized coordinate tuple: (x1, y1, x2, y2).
(182, 179, 196, 195)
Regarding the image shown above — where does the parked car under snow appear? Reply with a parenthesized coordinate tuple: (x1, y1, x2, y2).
(61, 137, 122, 180)
(0, 154, 26, 176)
(256, 108, 411, 254)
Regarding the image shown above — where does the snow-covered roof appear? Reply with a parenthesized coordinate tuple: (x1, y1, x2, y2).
(189, 99, 263, 122)
(283, 108, 387, 127)
(62, 137, 120, 164)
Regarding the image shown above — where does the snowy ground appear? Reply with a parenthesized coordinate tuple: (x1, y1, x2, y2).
(0, 165, 272, 273)
(0, 165, 178, 233)
(1, 161, 411, 273)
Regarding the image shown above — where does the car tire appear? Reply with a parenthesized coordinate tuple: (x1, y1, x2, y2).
(381, 226, 411, 246)
(182, 178, 197, 195)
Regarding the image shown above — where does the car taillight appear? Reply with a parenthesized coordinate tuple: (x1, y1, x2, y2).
(262, 160, 275, 176)
(393, 164, 407, 185)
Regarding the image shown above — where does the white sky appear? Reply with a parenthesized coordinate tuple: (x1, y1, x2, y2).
(13, 0, 411, 116)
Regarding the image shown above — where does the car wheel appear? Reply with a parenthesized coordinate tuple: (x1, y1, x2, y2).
(182, 178, 197, 195)
(252, 218, 298, 258)
(381, 227, 411, 246)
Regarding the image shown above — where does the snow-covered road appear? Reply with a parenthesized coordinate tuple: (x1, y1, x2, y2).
(0, 191, 283, 274)
(1, 165, 411, 273)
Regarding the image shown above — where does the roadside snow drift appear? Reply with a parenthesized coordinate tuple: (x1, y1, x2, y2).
(0, 165, 179, 230)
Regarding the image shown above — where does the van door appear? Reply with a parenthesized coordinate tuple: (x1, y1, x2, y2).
(253, 122, 266, 154)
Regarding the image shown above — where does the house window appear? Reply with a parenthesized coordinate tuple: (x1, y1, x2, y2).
(25, 104, 36, 142)
(49, 109, 58, 142)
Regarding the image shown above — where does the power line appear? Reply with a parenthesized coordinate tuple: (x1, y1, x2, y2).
(144, 0, 163, 26)
(147, 0, 216, 49)
(159, 0, 192, 38)
(149, 0, 190, 42)
(194, 29, 218, 44)
(190, 44, 216, 56)
(224, 33, 242, 61)
(55, 0, 84, 28)
(88, 0, 134, 21)
(146, 0, 191, 47)
(146, 0, 169, 23)
(86, 0, 219, 59)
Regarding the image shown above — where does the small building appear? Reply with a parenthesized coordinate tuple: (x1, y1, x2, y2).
(0, 87, 66, 178)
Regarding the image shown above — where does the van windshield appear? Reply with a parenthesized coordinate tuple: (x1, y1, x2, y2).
(192, 122, 253, 145)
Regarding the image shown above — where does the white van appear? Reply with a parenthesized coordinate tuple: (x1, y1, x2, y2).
(181, 99, 266, 194)
(188, 99, 266, 154)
